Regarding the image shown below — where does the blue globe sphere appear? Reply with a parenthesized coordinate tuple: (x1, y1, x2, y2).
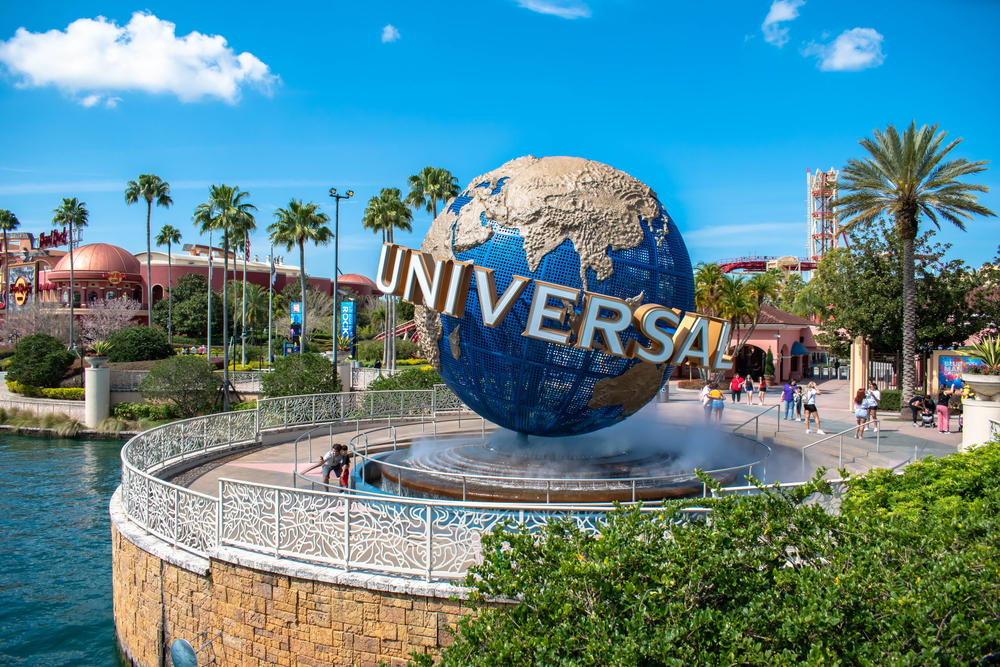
(422, 157, 695, 437)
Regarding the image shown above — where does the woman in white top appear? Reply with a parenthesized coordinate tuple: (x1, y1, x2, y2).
(803, 381, 825, 435)
(864, 381, 881, 432)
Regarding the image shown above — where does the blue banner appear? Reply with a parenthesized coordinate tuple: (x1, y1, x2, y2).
(340, 301, 356, 349)
(290, 301, 302, 325)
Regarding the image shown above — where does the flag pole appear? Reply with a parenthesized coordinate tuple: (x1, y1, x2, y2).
(207, 231, 213, 362)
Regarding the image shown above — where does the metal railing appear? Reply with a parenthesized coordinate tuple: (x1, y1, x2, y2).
(120, 386, 772, 581)
(732, 404, 781, 441)
(110, 370, 149, 391)
(991, 420, 1000, 441)
(351, 367, 402, 391)
(801, 419, 881, 474)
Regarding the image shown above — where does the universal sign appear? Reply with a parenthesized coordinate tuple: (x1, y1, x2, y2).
(376, 243, 733, 371)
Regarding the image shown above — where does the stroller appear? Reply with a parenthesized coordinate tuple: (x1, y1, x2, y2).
(919, 412, 936, 428)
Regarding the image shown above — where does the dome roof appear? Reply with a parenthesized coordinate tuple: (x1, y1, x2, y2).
(339, 274, 377, 287)
(51, 243, 142, 275)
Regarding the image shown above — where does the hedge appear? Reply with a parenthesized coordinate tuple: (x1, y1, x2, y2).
(878, 389, 901, 411)
(112, 402, 177, 421)
(107, 326, 174, 363)
(6, 380, 85, 400)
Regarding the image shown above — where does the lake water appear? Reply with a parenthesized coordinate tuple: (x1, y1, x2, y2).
(0, 433, 127, 666)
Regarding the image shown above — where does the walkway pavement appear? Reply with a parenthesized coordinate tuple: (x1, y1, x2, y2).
(176, 379, 965, 497)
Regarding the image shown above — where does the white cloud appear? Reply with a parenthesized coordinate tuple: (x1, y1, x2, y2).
(514, 0, 592, 19)
(802, 28, 885, 71)
(381, 24, 400, 43)
(761, 0, 805, 47)
(0, 12, 278, 105)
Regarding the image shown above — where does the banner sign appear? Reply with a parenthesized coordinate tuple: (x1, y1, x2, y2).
(38, 228, 69, 249)
(7, 264, 36, 310)
(290, 302, 302, 325)
(340, 301, 356, 346)
(939, 355, 985, 390)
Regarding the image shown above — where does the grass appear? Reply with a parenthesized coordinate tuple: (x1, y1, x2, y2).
(0, 407, 84, 437)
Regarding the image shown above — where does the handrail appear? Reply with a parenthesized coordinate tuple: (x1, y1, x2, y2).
(801, 418, 881, 474)
(731, 404, 780, 441)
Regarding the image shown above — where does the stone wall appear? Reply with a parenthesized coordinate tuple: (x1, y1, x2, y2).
(111, 492, 477, 667)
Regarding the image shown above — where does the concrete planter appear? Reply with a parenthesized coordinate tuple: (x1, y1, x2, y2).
(85, 356, 109, 368)
(962, 374, 1000, 402)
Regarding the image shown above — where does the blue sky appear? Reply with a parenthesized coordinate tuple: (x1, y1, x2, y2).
(1, 0, 998, 278)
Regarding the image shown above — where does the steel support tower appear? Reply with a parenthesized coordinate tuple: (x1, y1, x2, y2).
(807, 168, 840, 261)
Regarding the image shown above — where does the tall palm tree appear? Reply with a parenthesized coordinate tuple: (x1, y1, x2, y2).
(125, 174, 173, 314)
(835, 122, 996, 409)
(230, 282, 269, 333)
(405, 166, 460, 220)
(155, 224, 182, 343)
(363, 188, 413, 368)
(0, 209, 20, 307)
(52, 198, 89, 346)
(193, 185, 257, 410)
(268, 200, 332, 355)
(694, 261, 724, 317)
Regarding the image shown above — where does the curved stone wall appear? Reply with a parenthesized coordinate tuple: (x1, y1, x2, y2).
(111, 490, 475, 667)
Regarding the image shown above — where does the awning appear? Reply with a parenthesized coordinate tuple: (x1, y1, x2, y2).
(790, 341, 810, 356)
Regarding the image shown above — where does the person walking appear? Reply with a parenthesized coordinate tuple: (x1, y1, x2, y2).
(757, 376, 767, 406)
(834, 358, 840, 378)
(781, 379, 797, 420)
(803, 381, 825, 434)
(730, 374, 744, 404)
(864, 381, 881, 432)
(853, 388, 870, 439)
(744, 376, 755, 404)
(936, 383, 953, 433)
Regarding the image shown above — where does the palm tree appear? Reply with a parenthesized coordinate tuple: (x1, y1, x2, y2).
(52, 198, 89, 346)
(835, 122, 996, 409)
(363, 188, 413, 368)
(125, 174, 173, 313)
(230, 282, 269, 333)
(155, 224, 182, 343)
(0, 209, 20, 306)
(193, 185, 257, 410)
(694, 261, 724, 317)
(405, 166, 460, 220)
(268, 200, 332, 355)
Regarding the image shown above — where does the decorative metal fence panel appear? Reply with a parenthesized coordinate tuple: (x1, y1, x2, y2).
(351, 367, 401, 391)
(110, 370, 149, 392)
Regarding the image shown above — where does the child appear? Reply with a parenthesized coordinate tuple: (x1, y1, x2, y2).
(339, 453, 351, 490)
(794, 385, 804, 422)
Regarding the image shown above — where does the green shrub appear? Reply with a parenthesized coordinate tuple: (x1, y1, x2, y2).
(764, 348, 775, 377)
(112, 402, 176, 421)
(107, 326, 174, 363)
(140, 356, 221, 418)
(368, 368, 440, 391)
(231, 401, 257, 411)
(0, 357, 12, 370)
(877, 389, 901, 412)
(355, 339, 420, 363)
(7, 333, 75, 388)
(426, 444, 1000, 667)
(6, 380, 40, 397)
(40, 387, 85, 400)
(261, 353, 341, 398)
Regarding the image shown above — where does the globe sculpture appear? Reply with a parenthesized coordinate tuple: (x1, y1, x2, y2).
(415, 156, 695, 437)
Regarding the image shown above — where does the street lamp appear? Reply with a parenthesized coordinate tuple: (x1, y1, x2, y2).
(328, 188, 354, 359)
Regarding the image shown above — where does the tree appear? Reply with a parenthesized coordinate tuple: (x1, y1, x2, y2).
(7, 333, 74, 388)
(125, 174, 173, 314)
(155, 224, 182, 343)
(229, 281, 269, 334)
(151, 274, 223, 339)
(693, 261, 724, 317)
(51, 197, 89, 346)
(812, 223, 986, 357)
(0, 209, 20, 303)
(140, 356, 221, 418)
(107, 325, 174, 363)
(0, 302, 70, 342)
(405, 166, 460, 220)
(835, 122, 996, 409)
(268, 200, 332, 356)
(362, 188, 413, 368)
(193, 184, 257, 410)
(80, 297, 141, 345)
(261, 352, 340, 397)
(694, 265, 777, 376)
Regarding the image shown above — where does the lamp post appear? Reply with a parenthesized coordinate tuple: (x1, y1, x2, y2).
(328, 188, 353, 361)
